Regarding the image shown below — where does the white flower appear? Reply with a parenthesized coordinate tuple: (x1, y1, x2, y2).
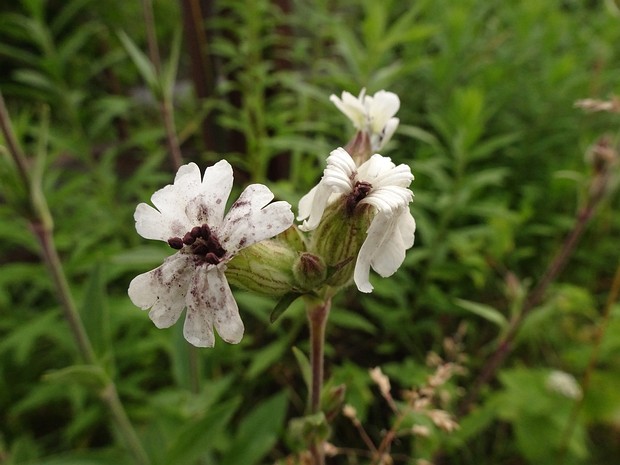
(330, 89, 400, 152)
(298, 147, 415, 293)
(128, 161, 294, 347)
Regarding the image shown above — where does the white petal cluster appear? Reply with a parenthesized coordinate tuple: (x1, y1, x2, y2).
(298, 147, 415, 292)
(128, 161, 294, 347)
(330, 89, 400, 152)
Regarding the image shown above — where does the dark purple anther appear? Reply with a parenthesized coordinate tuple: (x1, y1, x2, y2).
(346, 181, 373, 214)
(201, 224, 211, 239)
(168, 237, 184, 249)
(183, 231, 196, 245)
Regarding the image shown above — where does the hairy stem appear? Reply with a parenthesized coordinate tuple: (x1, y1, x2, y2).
(307, 298, 331, 465)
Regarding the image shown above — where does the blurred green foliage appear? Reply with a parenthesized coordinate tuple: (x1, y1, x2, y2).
(1, 0, 620, 464)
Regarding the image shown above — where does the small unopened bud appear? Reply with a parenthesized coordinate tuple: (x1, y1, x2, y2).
(293, 253, 327, 291)
(323, 383, 346, 421)
(342, 404, 358, 420)
(370, 366, 391, 399)
(345, 130, 372, 165)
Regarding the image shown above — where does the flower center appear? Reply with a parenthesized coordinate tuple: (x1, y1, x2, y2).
(167, 224, 227, 265)
(346, 180, 373, 214)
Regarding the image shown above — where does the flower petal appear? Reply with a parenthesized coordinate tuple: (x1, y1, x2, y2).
(370, 209, 413, 277)
(323, 148, 357, 191)
(134, 161, 236, 242)
(297, 184, 319, 221)
(219, 184, 294, 253)
(134, 202, 189, 241)
(298, 183, 334, 232)
(374, 117, 399, 151)
(183, 266, 243, 347)
(354, 210, 397, 293)
(330, 91, 366, 128)
(182, 160, 234, 228)
(128, 253, 195, 328)
(362, 185, 412, 214)
(357, 154, 396, 181)
(151, 163, 203, 225)
(368, 91, 400, 134)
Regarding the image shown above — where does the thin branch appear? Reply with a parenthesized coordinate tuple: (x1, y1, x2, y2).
(460, 161, 614, 414)
(0, 91, 30, 187)
(307, 298, 331, 465)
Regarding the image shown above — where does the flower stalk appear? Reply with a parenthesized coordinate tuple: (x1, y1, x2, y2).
(306, 297, 331, 465)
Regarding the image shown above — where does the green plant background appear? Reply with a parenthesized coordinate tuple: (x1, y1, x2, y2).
(1, 0, 619, 464)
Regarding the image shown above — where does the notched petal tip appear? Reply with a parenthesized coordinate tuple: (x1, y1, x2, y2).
(355, 277, 374, 293)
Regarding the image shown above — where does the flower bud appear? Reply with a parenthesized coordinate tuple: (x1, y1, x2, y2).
(323, 383, 346, 422)
(226, 239, 298, 297)
(293, 252, 327, 291)
(344, 130, 372, 165)
(287, 412, 330, 450)
(309, 198, 372, 289)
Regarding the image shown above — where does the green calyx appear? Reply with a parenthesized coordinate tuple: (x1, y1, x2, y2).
(308, 198, 372, 289)
(226, 239, 299, 298)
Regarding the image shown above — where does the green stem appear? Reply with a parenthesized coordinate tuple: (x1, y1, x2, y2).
(0, 93, 151, 465)
(306, 298, 331, 465)
(32, 221, 97, 364)
(102, 383, 152, 465)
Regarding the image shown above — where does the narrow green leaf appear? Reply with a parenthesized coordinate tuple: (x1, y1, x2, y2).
(329, 309, 376, 334)
(80, 263, 110, 358)
(117, 30, 160, 96)
(246, 338, 288, 379)
(270, 292, 303, 323)
(44, 364, 109, 390)
(162, 28, 182, 99)
(292, 346, 311, 391)
(221, 392, 288, 465)
(50, 0, 93, 34)
(454, 298, 508, 329)
(164, 397, 241, 465)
